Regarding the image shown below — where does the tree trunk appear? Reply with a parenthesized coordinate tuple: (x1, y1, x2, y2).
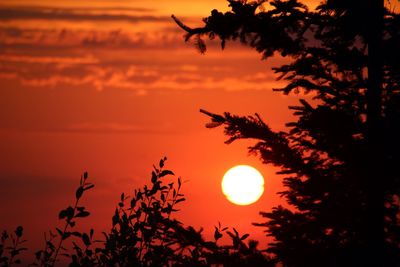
(366, 0, 384, 265)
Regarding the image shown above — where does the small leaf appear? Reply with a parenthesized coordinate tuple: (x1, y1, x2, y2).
(15, 226, 23, 238)
(130, 198, 136, 208)
(214, 227, 222, 241)
(58, 209, 68, 220)
(83, 184, 94, 191)
(1, 230, 9, 241)
(76, 186, 84, 200)
(175, 198, 186, 204)
(56, 228, 63, 237)
(151, 171, 157, 183)
(35, 250, 42, 260)
(233, 228, 239, 237)
(71, 232, 81, 237)
(159, 170, 174, 178)
(240, 233, 250, 240)
(62, 232, 71, 240)
(65, 206, 75, 220)
(112, 209, 119, 226)
(82, 233, 91, 246)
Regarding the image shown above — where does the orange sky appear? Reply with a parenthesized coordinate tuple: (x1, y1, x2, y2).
(0, 0, 316, 255)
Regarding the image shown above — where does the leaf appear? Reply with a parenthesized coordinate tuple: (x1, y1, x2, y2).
(75, 186, 84, 200)
(233, 227, 239, 237)
(175, 198, 186, 204)
(71, 232, 81, 237)
(206, 121, 223, 128)
(227, 231, 235, 239)
(59, 209, 68, 220)
(65, 206, 75, 220)
(83, 184, 94, 191)
(35, 250, 42, 260)
(151, 171, 157, 183)
(112, 209, 119, 227)
(82, 233, 91, 246)
(195, 36, 207, 54)
(62, 232, 71, 240)
(56, 228, 63, 237)
(240, 233, 250, 240)
(159, 170, 174, 178)
(159, 158, 164, 168)
(130, 198, 136, 208)
(214, 227, 223, 241)
(15, 226, 23, 238)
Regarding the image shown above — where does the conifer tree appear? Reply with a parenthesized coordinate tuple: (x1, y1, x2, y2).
(174, 0, 400, 266)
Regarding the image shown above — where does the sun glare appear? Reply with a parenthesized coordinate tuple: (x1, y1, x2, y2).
(221, 165, 264, 206)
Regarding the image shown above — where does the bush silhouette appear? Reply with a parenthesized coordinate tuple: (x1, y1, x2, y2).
(1, 158, 275, 266)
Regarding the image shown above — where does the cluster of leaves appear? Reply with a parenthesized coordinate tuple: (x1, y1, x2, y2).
(173, 0, 400, 266)
(0, 227, 26, 266)
(0, 158, 275, 266)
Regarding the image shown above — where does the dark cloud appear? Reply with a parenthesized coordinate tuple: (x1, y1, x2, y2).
(0, 6, 169, 23)
(0, 26, 186, 50)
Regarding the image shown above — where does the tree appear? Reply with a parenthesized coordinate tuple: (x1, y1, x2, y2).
(173, 0, 400, 266)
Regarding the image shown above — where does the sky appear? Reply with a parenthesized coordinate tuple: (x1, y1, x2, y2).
(0, 0, 318, 255)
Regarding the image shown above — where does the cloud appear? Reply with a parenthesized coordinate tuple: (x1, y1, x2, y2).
(0, 64, 281, 93)
(0, 54, 99, 65)
(0, 6, 169, 23)
(0, 2, 286, 96)
(0, 26, 185, 50)
(0, 41, 284, 94)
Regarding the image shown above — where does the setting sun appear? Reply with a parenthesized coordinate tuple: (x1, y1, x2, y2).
(222, 165, 264, 206)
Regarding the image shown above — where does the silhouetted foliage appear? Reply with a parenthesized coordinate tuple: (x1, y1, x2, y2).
(1, 159, 276, 266)
(0, 226, 27, 266)
(173, 0, 400, 266)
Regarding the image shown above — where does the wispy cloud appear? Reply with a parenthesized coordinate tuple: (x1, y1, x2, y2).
(0, 26, 184, 50)
(0, 5, 169, 23)
(0, 2, 284, 96)
(0, 58, 280, 93)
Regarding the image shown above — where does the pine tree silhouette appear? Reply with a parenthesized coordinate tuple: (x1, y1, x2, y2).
(174, 0, 400, 266)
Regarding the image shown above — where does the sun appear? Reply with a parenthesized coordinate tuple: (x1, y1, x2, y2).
(221, 165, 264, 206)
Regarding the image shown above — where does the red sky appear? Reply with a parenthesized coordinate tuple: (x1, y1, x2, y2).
(0, 0, 321, 254)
